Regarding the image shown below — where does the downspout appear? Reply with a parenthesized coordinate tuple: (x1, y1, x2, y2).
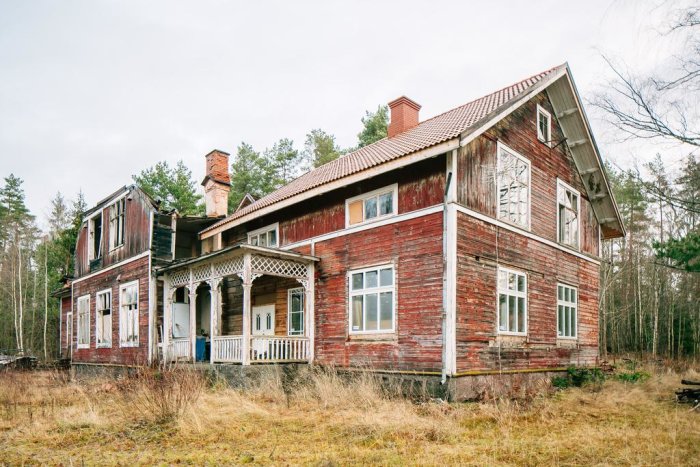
(441, 170, 453, 385)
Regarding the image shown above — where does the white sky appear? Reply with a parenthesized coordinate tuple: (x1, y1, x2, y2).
(0, 0, 688, 230)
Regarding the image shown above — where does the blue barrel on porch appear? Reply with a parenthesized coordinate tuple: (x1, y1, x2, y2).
(195, 337, 206, 362)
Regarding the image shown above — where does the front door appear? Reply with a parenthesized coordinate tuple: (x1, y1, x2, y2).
(252, 304, 275, 336)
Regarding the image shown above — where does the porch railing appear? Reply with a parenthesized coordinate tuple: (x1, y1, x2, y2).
(169, 338, 191, 361)
(250, 336, 310, 363)
(211, 335, 243, 363)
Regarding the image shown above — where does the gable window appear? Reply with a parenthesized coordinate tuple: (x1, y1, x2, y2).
(119, 281, 139, 347)
(349, 265, 394, 334)
(497, 267, 527, 335)
(77, 295, 90, 349)
(109, 198, 125, 250)
(497, 144, 530, 229)
(96, 289, 112, 348)
(557, 284, 577, 338)
(346, 184, 397, 227)
(537, 105, 551, 145)
(557, 180, 580, 249)
(248, 223, 278, 248)
(88, 214, 103, 260)
(288, 288, 305, 336)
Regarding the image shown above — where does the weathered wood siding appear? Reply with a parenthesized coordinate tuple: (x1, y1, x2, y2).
(457, 92, 600, 257)
(60, 296, 71, 357)
(70, 255, 150, 365)
(75, 188, 153, 277)
(455, 212, 599, 371)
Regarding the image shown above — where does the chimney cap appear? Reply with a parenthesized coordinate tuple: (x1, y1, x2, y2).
(388, 96, 421, 111)
(205, 149, 231, 157)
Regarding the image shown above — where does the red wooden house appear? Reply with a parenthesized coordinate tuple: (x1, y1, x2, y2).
(60, 63, 624, 397)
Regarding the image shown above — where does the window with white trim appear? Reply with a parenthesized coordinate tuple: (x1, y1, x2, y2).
(497, 145, 530, 229)
(349, 265, 394, 333)
(119, 281, 139, 346)
(288, 288, 304, 336)
(88, 214, 103, 261)
(557, 284, 578, 338)
(346, 184, 397, 227)
(497, 267, 527, 334)
(96, 289, 112, 348)
(77, 295, 90, 348)
(557, 181, 580, 249)
(537, 105, 551, 145)
(248, 223, 278, 248)
(109, 198, 125, 250)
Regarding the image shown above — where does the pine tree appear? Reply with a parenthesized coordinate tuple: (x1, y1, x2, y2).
(357, 105, 389, 148)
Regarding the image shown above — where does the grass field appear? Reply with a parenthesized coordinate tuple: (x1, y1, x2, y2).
(0, 363, 699, 465)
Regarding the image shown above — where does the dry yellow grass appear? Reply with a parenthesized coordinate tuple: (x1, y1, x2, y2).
(0, 365, 699, 466)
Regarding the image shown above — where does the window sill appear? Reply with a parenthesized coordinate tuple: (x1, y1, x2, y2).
(96, 343, 112, 349)
(348, 332, 397, 342)
(496, 216, 530, 232)
(557, 241, 580, 252)
(109, 244, 124, 253)
(76, 344, 90, 350)
(491, 334, 527, 348)
(556, 338, 578, 348)
(346, 213, 397, 229)
(119, 342, 140, 348)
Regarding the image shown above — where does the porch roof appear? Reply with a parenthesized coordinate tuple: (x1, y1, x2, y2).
(155, 243, 319, 276)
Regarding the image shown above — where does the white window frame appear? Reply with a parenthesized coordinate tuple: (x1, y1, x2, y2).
(345, 184, 398, 228)
(287, 287, 305, 336)
(95, 288, 112, 348)
(347, 264, 396, 335)
(247, 222, 279, 248)
(76, 294, 90, 349)
(109, 198, 126, 251)
(557, 283, 578, 339)
(556, 179, 581, 250)
(536, 104, 551, 146)
(88, 214, 103, 261)
(496, 142, 531, 230)
(119, 280, 139, 347)
(496, 266, 528, 336)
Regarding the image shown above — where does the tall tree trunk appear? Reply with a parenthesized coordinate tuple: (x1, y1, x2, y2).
(17, 238, 24, 354)
(43, 242, 48, 360)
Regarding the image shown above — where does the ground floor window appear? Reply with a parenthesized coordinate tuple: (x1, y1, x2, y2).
(120, 281, 139, 347)
(96, 289, 112, 347)
(288, 288, 304, 336)
(349, 265, 394, 333)
(77, 295, 90, 348)
(498, 267, 527, 334)
(557, 284, 578, 338)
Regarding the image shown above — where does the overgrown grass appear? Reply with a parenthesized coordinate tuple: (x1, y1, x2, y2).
(0, 363, 699, 465)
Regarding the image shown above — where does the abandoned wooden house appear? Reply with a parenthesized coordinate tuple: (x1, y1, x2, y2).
(58, 63, 625, 398)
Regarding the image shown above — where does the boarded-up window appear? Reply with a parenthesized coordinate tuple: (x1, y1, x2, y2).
(346, 185, 396, 226)
(348, 200, 363, 225)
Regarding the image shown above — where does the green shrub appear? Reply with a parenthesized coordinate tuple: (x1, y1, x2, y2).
(552, 366, 605, 389)
(616, 371, 650, 383)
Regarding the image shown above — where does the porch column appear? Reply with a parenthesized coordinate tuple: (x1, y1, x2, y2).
(241, 253, 252, 365)
(209, 277, 221, 364)
(189, 271, 196, 362)
(162, 274, 171, 363)
(306, 263, 315, 362)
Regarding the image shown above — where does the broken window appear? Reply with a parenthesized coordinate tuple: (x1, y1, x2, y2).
(96, 290, 112, 347)
(497, 144, 530, 229)
(346, 185, 397, 227)
(109, 198, 125, 250)
(120, 281, 139, 347)
(557, 181, 580, 249)
(88, 213, 103, 260)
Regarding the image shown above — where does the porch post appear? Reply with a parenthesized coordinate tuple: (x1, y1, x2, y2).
(209, 277, 220, 364)
(162, 274, 171, 363)
(241, 253, 252, 365)
(306, 263, 315, 363)
(189, 270, 196, 362)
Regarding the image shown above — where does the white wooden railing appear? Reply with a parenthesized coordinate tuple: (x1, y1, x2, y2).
(169, 338, 191, 361)
(212, 336, 243, 363)
(250, 336, 310, 362)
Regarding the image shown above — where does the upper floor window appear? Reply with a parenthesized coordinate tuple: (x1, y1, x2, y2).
(77, 295, 90, 349)
(349, 265, 395, 334)
(248, 223, 278, 248)
(557, 284, 578, 339)
(497, 144, 530, 229)
(88, 213, 103, 261)
(96, 289, 112, 348)
(346, 184, 398, 227)
(119, 281, 139, 347)
(557, 180, 580, 249)
(109, 198, 125, 250)
(537, 105, 551, 145)
(498, 267, 527, 335)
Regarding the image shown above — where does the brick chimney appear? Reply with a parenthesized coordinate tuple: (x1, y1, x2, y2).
(388, 96, 421, 138)
(201, 149, 231, 217)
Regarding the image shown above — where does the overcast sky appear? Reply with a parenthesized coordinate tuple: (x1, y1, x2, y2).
(0, 0, 685, 229)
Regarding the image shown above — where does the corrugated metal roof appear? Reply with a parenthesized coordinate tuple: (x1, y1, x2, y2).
(201, 64, 566, 235)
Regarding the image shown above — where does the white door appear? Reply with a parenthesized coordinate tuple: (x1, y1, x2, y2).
(252, 305, 275, 336)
